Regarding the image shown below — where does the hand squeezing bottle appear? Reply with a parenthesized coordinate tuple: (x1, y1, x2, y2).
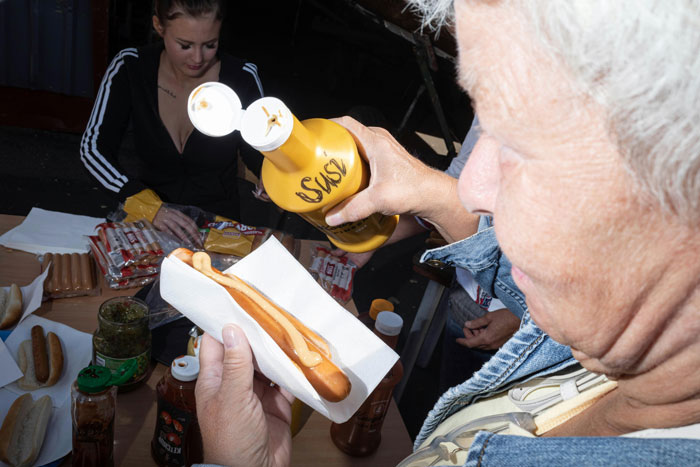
(187, 82, 397, 253)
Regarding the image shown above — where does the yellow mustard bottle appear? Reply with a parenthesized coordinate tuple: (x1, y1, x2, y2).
(187, 82, 397, 253)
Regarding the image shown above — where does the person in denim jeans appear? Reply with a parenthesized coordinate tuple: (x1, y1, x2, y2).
(192, 1, 700, 465)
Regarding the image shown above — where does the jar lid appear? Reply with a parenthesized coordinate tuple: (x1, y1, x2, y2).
(171, 355, 199, 382)
(369, 298, 394, 321)
(77, 361, 137, 393)
(375, 311, 403, 337)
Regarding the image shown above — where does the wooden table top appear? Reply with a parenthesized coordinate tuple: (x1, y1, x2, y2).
(0, 213, 413, 466)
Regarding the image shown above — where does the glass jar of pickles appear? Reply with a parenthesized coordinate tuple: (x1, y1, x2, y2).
(93, 296, 151, 391)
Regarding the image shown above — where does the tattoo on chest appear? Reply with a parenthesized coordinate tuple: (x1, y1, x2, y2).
(158, 84, 177, 99)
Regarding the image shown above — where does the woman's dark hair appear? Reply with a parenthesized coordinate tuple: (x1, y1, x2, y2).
(153, 0, 226, 25)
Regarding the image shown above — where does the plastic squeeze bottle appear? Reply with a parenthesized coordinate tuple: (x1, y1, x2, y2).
(357, 297, 395, 329)
(151, 355, 203, 466)
(71, 361, 137, 467)
(187, 82, 398, 253)
(330, 311, 404, 456)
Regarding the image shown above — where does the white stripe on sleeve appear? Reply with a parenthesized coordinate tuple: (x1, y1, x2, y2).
(243, 62, 264, 97)
(80, 48, 138, 193)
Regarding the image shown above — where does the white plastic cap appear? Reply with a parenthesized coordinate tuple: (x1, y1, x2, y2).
(375, 311, 403, 337)
(240, 97, 294, 152)
(171, 355, 200, 382)
(188, 82, 243, 137)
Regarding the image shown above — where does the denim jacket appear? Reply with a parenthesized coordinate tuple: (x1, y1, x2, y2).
(415, 217, 700, 466)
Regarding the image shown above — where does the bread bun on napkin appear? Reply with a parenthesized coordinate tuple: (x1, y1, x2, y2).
(17, 326, 64, 390)
(0, 284, 22, 329)
(0, 393, 52, 467)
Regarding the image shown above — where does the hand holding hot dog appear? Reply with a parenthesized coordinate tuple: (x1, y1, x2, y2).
(169, 248, 352, 402)
(196, 326, 293, 467)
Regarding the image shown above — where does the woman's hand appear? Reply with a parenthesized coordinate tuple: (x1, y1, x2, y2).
(325, 117, 478, 243)
(324, 117, 436, 227)
(196, 326, 293, 467)
(153, 206, 203, 247)
(458, 309, 520, 350)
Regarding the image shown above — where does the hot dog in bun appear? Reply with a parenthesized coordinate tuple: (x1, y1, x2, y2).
(169, 248, 352, 402)
(18, 325, 64, 390)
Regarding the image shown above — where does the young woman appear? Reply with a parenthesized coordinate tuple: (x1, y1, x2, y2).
(80, 0, 267, 244)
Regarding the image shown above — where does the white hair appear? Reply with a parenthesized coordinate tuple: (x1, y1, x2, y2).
(406, 0, 700, 223)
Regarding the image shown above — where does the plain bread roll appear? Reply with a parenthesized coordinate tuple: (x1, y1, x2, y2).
(0, 393, 52, 467)
(0, 284, 22, 329)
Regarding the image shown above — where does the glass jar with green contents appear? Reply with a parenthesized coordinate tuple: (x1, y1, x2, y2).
(93, 296, 151, 391)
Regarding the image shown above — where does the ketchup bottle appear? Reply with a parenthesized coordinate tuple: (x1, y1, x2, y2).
(330, 311, 404, 456)
(187, 82, 398, 253)
(151, 355, 203, 466)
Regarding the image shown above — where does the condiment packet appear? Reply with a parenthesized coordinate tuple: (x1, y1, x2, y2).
(4, 315, 92, 407)
(0, 389, 71, 467)
(160, 236, 399, 423)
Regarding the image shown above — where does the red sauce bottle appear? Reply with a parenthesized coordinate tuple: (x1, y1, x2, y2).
(330, 311, 404, 456)
(151, 355, 203, 466)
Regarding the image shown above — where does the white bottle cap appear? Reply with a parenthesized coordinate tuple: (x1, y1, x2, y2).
(188, 82, 243, 137)
(171, 355, 200, 382)
(240, 97, 294, 152)
(375, 311, 403, 337)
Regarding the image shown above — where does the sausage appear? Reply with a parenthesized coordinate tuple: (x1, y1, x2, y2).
(169, 248, 351, 402)
(80, 253, 94, 292)
(42, 253, 54, 293)
(51, 254, 63, 294)
(61, 253, 72, 292)
(31, 325, 49, 383)
(70, 253, 81, 291)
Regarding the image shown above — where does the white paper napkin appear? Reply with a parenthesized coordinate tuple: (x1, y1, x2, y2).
(160, 236, 399, 423)
(0, 207, 103, 255)
(0, 388, 71, 467)
(16, 266, 51, 327)
(4, 315, 93, 408)
(0, 339, 22, 389)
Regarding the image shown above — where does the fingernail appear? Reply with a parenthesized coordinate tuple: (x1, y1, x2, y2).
(223, 325, 238, 349)
(326, 213, 342, 226)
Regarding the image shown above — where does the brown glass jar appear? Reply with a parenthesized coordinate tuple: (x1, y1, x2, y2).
(93, 296, 151, 391)
(330, 311, 404, 456)
(151, 355, 203, 466)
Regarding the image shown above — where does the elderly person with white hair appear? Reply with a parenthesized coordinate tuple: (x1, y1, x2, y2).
(192, 0, 700, 465)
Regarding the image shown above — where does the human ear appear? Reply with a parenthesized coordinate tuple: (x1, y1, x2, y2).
(152, 15, 164, 37)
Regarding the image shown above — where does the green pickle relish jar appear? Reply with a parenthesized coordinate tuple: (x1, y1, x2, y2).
(93, 296, 151, 391)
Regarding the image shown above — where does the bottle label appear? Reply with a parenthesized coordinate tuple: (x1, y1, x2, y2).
(94, 349, 150, 383)
(152, 399, 194, 466)
(294, 157, 347, 204)
(351, 397, 391, 433)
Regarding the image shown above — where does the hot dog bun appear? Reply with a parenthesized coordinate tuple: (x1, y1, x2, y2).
(0, 284, 22, 330)
(0, 393, 52, 467)
(170, 248, 352, 402)
(17, 328, 64, 390)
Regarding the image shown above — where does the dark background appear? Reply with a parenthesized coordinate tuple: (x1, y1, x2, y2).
(0, 0, 475, 440)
